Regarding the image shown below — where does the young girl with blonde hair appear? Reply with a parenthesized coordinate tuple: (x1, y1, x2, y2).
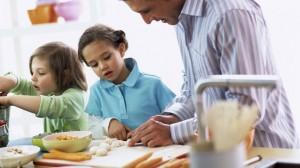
(0, 42, 88, 133)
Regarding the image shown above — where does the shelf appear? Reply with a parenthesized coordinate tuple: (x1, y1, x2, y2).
(0, 0, 103, 38)
(0, 21, 97, 38)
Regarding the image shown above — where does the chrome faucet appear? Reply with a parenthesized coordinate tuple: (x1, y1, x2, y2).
(194, 75, 278, 143)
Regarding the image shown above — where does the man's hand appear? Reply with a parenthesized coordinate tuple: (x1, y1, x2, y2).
(108, 119, 130, 141)
(151, 114, 179, 124)
(128, 118, 173, 147)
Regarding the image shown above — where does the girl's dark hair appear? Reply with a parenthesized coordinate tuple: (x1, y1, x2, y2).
(29, 42, 87, 92)
(78, 24, 128, 66)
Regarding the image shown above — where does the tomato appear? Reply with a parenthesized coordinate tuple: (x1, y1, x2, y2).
(0, 119, 7, 126)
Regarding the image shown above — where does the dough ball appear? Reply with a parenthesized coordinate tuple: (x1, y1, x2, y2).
(99, 142, 111, 151)
(104, 137, 117, 145)
(111, 140, 126, 148)
(95, 148, 108, 156)
(89, 146, 99, 155)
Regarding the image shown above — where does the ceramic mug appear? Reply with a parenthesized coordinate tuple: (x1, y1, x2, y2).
(190, 142, 246, 168)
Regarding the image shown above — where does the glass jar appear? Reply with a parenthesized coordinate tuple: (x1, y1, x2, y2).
(0, 105, 10, 147)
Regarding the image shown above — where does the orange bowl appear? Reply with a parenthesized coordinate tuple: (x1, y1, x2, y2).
(27, 4, 58, 24)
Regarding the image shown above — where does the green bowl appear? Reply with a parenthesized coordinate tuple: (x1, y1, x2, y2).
(32, 133, 50, 151)
(42, 131, 92, 153)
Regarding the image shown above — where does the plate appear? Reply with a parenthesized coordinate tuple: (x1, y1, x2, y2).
(0, 145, 40, 168)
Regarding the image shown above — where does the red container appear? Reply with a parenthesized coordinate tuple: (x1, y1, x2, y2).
(0, 106, 9, 147)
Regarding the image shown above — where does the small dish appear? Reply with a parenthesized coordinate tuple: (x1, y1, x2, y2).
(0, 145, 40, 168)
(42, 131, 92, 153)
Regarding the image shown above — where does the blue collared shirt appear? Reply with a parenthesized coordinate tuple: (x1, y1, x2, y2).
(86, 58, 175, 130)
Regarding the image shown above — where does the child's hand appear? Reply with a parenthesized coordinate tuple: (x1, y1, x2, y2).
(108, 119, 130, 141)
(0, 75, 17, 92)
(0, 92, 8, 96)
(0, 96, 10, 106)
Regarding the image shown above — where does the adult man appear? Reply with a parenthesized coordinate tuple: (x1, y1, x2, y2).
(121, 0, 299, 148)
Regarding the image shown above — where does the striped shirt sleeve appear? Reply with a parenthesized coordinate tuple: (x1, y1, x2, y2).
(170, 117, 197, 144)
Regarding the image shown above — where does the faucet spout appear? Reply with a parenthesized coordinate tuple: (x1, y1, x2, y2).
(194, 75, 278, 143)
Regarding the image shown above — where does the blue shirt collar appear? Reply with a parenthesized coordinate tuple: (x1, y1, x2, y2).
(179, 0, 206, 18)
(99, 58, 141, 88)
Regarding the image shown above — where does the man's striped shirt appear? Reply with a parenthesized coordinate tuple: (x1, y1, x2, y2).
(166, 0, 299, 148)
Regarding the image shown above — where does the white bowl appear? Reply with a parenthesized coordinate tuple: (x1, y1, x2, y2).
(0, 145, 40, 168)
(42, 131, 92, 153)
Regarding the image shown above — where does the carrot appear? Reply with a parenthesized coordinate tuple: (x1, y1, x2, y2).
(49, 149, 91, 157)
(43, 149, 92, 161)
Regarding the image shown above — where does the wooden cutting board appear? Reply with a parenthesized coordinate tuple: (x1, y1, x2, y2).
(34, 145, 190, 167)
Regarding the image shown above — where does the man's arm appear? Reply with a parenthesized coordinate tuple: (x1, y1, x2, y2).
(163, 97, 195, 121)
(170, 116, 198, 144)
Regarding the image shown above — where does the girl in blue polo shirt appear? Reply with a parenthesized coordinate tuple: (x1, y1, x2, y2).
(78, 24, 175, 140)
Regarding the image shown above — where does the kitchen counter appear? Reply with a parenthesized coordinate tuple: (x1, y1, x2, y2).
(247, 147, 300, 167)
(19, 146, 300, 167)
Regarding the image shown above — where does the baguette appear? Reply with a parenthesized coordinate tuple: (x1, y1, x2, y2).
(180, 159, 189, 168)
(136, 157, 163, 168)
(123, 152, 153, 168)
(151, 160, 167, 168)
(162, 158, 186, 168)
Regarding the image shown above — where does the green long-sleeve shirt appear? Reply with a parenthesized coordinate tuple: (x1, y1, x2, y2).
(11, 76, 88, 133)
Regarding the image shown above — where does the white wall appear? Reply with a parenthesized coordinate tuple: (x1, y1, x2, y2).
(1, 0, 299, 139)
(258, 0, 300, 127)
(99, 0, 183, 93)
